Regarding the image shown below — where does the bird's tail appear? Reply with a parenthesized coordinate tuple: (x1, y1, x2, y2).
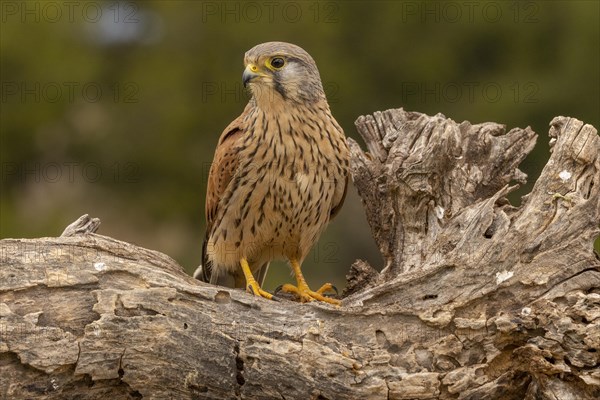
(192, 264, 204, 280)
(194, 234, 211, 282)
(196, 234, 270, 289)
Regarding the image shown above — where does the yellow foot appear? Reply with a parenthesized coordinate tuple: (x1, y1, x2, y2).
(246, 280, 273, 300)
(279, 282, 340, 305)
(240, 258, 273, 300)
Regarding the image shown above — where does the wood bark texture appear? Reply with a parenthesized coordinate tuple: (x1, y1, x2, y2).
(1, 109, 599, 400)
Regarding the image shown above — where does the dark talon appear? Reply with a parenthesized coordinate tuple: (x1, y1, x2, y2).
(247, 285, 256, 295)
(270, 294, 281, 302)
(274, 284, 284, 294)
(330, 285, 339, 295)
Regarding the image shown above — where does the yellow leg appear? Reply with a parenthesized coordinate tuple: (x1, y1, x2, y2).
(240, 258, 272, 300)
(280, 259, 340, 305)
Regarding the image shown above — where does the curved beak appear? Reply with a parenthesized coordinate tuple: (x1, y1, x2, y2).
(242, 64, 262, 88)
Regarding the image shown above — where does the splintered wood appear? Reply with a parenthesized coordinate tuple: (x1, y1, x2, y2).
(1, 110, 599, 399)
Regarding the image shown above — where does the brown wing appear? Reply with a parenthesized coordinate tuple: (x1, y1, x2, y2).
(330, 174, 348, 220)
(200, 107, 250, 282)
(205, 119, 245, 230)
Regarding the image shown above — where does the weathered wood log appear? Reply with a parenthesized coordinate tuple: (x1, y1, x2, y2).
(1, 110, 598, 400)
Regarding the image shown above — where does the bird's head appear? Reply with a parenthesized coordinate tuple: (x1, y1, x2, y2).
(243, 42, 325, 106)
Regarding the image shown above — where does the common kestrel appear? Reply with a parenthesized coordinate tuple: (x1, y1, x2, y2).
(197, 42, 349, 305)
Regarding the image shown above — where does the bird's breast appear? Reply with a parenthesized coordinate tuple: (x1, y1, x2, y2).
(208, 106, 348, 269)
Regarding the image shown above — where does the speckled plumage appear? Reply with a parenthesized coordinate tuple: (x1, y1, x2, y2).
(200, 42, 349, 303)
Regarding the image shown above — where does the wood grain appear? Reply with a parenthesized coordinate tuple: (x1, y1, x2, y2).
(1, 110, 598, 399)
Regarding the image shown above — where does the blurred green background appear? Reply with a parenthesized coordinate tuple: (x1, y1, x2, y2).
(1, 1, 599, 291)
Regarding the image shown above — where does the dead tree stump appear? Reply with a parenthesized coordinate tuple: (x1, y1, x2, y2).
(1, 109, 599, 400)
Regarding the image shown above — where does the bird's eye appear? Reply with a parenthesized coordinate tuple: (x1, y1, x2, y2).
(269, 57, 285, 69)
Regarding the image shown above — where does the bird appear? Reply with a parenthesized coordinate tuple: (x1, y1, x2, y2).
(197, 42, 349, 305)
